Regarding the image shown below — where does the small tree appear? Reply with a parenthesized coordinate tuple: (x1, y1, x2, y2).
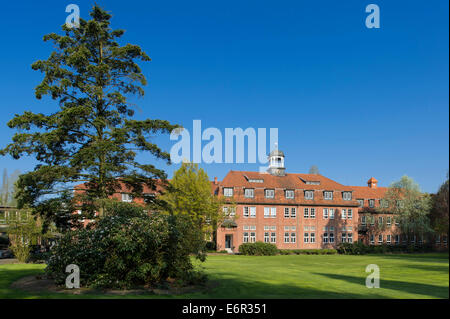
(161, 163, 226, 261)
(380, 175, 433, 241)
(430, 173, 449, 237)
(6, 212, 53, 262)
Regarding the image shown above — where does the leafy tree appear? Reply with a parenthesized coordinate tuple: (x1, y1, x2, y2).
(430, 173, 449, 236)
(161, 162, 226, 261)
(309, 165, 319, 175)
(380, 175, 433, 240)
(6, 211, 55, 262)
(0, 169, 20, 206)
(0, 5, 178, 229)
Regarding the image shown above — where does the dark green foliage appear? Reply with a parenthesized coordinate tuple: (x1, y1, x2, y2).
(0, 5, 178, 230)
(45, 201, 205, 288)
(278, 249, 337, 255)
(238, 242, 278, 256)
(205, 241, 216, 251)
(336, 242, 436, 255)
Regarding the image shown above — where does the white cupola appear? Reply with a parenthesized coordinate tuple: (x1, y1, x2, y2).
(267, 145, 286, 176)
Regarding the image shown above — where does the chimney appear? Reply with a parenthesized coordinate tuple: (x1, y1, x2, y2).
(367, 177, 378, 189)
(214, 177, 218, 185)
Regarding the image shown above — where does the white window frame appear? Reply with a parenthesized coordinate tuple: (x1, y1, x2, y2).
(224, 187, 233, 197)
(244, 188, 254, 198)
(310, 232, 315, 243)
(341, 209, 346, 219)
(343, 192, 352, 201)
(329, 209, 335, 219)
(323, 208, 329, 219)
(121, 193, 132, 203)
(304, 208, 309, 218)
(265, 189, 275, 199)
(284, 207, 290, 218)
(310, 208, 316, 219)
(304, 232, 309, 243)
(304, 190, 314, 200)
(347, 209, 352, 219)
(285, 190, 295, 199)
(324, 191, 333, 200)
(291, 207, 296, 218)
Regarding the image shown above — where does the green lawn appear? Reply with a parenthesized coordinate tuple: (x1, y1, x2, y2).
(0, 253, 448, 299)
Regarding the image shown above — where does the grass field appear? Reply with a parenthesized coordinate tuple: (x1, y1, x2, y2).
(0, 253, 448, 299)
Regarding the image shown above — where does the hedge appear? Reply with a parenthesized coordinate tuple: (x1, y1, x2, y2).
(278, 249, 337, 255)
(238, 242, 278, 256)
(336, 242, 437, 255)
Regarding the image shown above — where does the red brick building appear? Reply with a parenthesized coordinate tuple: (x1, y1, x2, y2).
(215, 150, 447, 252)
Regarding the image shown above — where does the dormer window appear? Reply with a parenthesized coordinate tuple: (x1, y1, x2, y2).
(285, 190, 295, 199)
(265, 189, 275, 199)
(324, 191, 333, 200)
(304, 190, 314, 200)
(342, 192, 352, 201)
(357, 199, 364, 207)
(244, 188, 254, 198)
(223, 187, 233, 197)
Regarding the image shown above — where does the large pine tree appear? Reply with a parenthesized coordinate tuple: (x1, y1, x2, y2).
(0, 5, 178, 229)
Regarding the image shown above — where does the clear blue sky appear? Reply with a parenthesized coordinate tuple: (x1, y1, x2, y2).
(0, 0, 448, 193)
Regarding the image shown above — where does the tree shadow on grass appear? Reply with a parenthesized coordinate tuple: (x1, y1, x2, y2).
(406, 264, 449, 274)
(312, 273, 448, 299)
(372, 253, 449, 263)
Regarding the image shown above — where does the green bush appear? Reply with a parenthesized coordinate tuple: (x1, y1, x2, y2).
(205, 241, 216, 251)
(46, 201, 205, 289)
(239, 242, 278, 256)
(337, 242, 435, 255)
(278, 249, 337, 255)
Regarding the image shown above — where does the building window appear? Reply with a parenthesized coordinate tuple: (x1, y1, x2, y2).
(304, 208, 309, 218)
(380, 199, 389, 208)
(395, 235, 399, 245)
(310, 208, 316, 219)
(244, 207, 249, 218)
(264, 207, 276, 218)
(324, 191, 333, 200)
(284, 232, 290, 243)
(291, 232, 296, 243)
(342, 192, 352, 201)
(387, 216, 391, 226)
(310, 232, 315, 243)
(378, 216, 383, 225)
(395, 219, 399, 226)
(361, 215, 366, 225)
(323, 232, 328, 243)
(304, 190, 314, 200)
(250, 207, 256, 218)
(265, 189, 275, 198)
(357, 199, 364, 207)
(285, 190, 295, 199)
(243, 232, 249, 243)
(271, 232, 276, 243)
(329, 209, 335, 219)
(224, 187, 233, 197)
(378, 234, 383, 244)
(223, 206, 235, 217)
(341, 209, 346, 219)
(264, 232, 270, 243)
(250, 232, 256, 243)
(347, 209, 352, 219)
(121, 193, 132, 202)
(284, 208, 290, 218)
(370, 234, 375, 244)
(304, 233, 309, 243)
(347, 233, 353, 243)
(323, 208, 329, 219)
(370, 216, 375, 225)
(387, 234, 391, 244)
(244, 188, 254, 198)
(369, 199, 375, 208)
(329, 232, 335, 243)
(341, 233, 346, 243)
(291, 208, 296, 218)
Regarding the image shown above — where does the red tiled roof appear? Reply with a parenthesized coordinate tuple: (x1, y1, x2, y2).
(220, 171, 354, 191)
(351, 186, 388, 199)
